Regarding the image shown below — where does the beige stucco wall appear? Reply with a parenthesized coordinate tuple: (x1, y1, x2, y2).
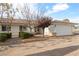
(44, 27, 53, 36)
(22, 27, 35, 34)
(0, 25, 36, 37)
(11, 25, 19, 37)
(39, 28, 43, 34)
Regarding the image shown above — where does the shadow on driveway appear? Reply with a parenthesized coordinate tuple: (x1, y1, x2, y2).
(27, 45, 79, 56)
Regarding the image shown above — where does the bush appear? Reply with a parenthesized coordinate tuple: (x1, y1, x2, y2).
(0, 33, 7, 42)
(0, 33, 12, 42)
(6, 33, 12, 38)
(19, 32, 33, 39)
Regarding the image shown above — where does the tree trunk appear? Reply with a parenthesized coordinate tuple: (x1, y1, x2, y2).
(42, 28, 44, 37)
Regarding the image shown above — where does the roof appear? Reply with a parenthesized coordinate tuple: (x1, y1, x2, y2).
(0, 18, 78, 26)
(51, 20, 78, 25)
(0, 18, 38, 26)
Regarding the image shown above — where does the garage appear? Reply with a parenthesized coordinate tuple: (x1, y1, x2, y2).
(44, 20, 75, 36)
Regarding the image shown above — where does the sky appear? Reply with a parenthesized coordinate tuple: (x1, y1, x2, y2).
(15, 3, 79, 23)
(32, 3, 79, 23)
(0, 3, 79, 23)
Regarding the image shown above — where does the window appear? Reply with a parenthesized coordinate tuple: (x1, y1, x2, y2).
(19, 26, 22, 32)
(19, 26, 27, 32)
(7, 26, 11, 31)
(2, 25, 11, 31)
(2, 25, 6, 31)
(23, 26, 26, 30)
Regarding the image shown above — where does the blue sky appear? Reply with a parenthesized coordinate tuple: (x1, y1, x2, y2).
(1, 3, 79, 23)
(33, 3, 79, 23)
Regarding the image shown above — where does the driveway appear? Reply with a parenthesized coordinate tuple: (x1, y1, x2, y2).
(0, 35, 79, 56)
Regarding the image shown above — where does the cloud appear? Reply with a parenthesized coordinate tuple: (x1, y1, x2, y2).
(70, 17, 79, 23)
(52, 3, 69, 12)
(44, 3, 69, 16)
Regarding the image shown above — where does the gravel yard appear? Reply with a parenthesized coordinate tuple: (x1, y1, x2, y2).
(0, 35, 79, 56)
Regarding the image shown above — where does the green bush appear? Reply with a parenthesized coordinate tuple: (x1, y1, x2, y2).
(0, 33, 12, 42)
(19, 32, 33, 39)
(0, 33, 7, 42)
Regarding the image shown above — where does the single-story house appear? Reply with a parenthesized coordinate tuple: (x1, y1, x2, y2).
(0, 18, 78, 37)
(0, 18, 43, 37)
(44, 20, 77, 36)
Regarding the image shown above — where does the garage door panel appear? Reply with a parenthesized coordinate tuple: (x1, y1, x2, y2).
(55, 25, 72, 36)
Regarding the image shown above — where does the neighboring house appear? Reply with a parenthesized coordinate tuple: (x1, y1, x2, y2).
(44, 20, 77, 36)
(72, 25, 79, 34)
(0, 18, 41, 37)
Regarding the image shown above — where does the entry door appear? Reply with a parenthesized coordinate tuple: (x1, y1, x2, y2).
(11, 26, 19, 38)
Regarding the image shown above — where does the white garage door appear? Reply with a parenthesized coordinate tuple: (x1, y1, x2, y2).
(55, 25, 72, 36)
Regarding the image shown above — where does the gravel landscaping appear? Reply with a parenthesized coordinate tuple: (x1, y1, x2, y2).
(0, 35, 79, 56)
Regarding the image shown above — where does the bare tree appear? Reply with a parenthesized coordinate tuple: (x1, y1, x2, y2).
(21, 3, 51, 35)
(21, 3, 35, 33)
(4, 3, 14, 33)
(37, 17, 52, 37)
(0, 3, 18, 33)
(0, 3, 11, 33)
(35, 4, 46, 20)
(0, 3, 8, 19)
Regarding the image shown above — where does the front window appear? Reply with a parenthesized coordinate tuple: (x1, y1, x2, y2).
(19, 26, 22, 31)
(19, 26, 27, 32)
(2, 25, 6, 31)
(2, 25, 11, 31)
(7, 26, 11, 31)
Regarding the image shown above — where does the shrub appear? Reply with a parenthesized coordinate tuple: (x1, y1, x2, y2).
(6, 33, 12, 38)
(0, 33, 7, 42)
(0, 33, 12, 42)
(19, 32, 33, 39)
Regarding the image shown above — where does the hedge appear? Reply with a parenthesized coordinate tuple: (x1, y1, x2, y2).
(19, 32, 33, 39)
(0, 33, 12, 42)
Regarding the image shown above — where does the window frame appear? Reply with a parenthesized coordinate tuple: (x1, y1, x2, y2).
(2, 25, 11, 31)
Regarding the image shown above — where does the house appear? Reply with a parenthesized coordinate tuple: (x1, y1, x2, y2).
(72, 25, 79, 35)
(44, 20, 77, 36)
(0, 18, 41, 37)
(0, 18, 78, 37)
